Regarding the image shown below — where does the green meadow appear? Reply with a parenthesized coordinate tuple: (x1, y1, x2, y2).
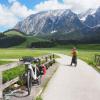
(0, 44, 100, 83)
(0, 49, 49, 59)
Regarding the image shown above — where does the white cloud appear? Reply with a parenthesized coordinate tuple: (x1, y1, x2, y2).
(63, 0, 100, 13)
(10, 1, 34, 18)
(0, 4, 18, 27)
(34, 0, 68, 12)
(0, 1, 34, 31)
(0, 0, 100, 31)
(34, 0, 100, 13)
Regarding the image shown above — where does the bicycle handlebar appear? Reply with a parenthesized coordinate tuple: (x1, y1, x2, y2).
(20, 56, 40, 63)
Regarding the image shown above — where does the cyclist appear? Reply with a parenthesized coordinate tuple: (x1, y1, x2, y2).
(70, 47, 78, 66)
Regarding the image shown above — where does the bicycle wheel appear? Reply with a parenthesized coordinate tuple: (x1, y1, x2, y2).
(27, 70, 32, 95)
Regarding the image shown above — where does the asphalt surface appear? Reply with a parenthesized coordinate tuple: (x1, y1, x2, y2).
(42, 54, 100, 100)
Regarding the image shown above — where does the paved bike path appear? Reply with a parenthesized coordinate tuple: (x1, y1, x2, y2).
(42, 54, 100, 100)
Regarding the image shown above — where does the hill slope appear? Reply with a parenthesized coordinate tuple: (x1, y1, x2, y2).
(0, 30, 55, 48)
(0, 30, 25, 48)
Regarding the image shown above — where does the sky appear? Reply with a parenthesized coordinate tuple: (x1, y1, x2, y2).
(0, 0, 100, 32)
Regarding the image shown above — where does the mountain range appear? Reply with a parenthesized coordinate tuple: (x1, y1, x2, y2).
(14, 7, 100, 42)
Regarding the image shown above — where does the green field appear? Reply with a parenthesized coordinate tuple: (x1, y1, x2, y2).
(0, 44, 100, 83)
(0, 61, 12, 65)
(0, 49, 49, 59)
(4, 30, 25, 36)
(1, 27, 100, 92)
(0, 44, 100, 58)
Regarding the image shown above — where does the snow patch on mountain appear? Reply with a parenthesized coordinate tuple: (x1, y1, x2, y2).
(79, 8, 96, 21)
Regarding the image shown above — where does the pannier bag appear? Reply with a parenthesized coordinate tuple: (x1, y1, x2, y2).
(39, 64, 47, 75)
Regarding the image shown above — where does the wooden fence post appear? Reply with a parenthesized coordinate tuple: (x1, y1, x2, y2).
(95, 55, 100, 67)
(98, 56, 100, 66)
(95, 55, 97, 66)
(94, 54, 96, 62)
(53, 54, 55, 58)
(0, 71, 3, 100)
(53, 54, 55, 63)
(38, 59, 41, 65)
(45, 57, 48, 62)
(50, 55, 52, 60)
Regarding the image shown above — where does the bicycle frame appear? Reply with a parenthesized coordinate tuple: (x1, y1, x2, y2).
(20, 57, 41, 95)
(24, 62, 38, 80)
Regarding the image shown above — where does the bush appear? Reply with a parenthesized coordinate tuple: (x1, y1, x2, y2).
(30, 41, 56, 48)
(0, 35, 26, 48)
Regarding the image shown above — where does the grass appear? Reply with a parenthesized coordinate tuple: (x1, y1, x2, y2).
(0, 44, 100, 83)
(3, 65, 25, 83)
(2, 30, 51, 48)
(14, 36, 49, 48)
(55, 44, 100, 50)
(0, 49, 50, 83)
(0, 49, 49, 59)
(4, 31, 24, 37)
(48, 48, 100, 69)
(36, 96, 43, 100)
(0, 61, 12, 65)
(48, 46, 100, 72)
